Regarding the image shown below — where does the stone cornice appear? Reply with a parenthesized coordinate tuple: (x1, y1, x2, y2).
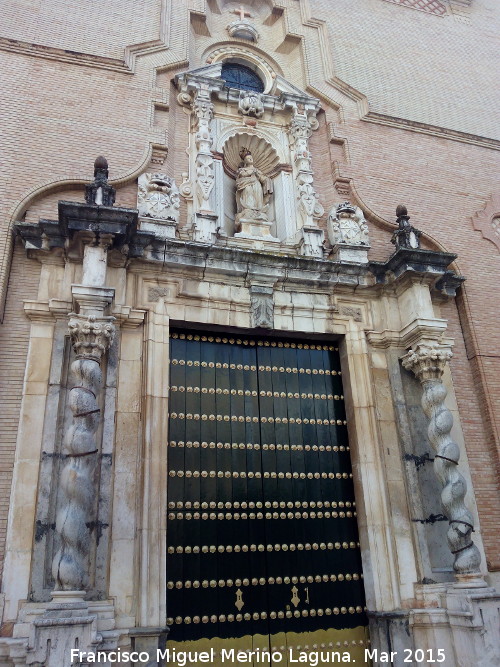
(23, 299, 73, 322)
(15, 218, 462, 299)
(112, 305, 147, 329)
(363, 112, 500, 151)
(367, 318, 450, 349)
(0, 37, 131, 73)
(126, 236, 462, 296)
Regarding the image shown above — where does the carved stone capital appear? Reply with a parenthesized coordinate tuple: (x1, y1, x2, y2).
(68, 314, 115, 362)
(401, 343, 453, 383)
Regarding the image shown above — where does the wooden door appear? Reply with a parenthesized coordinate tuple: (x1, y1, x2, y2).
(166, 331, 369, 666)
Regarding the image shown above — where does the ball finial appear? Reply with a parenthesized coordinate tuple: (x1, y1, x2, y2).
(396, 204, 408, 218)
(94, 156, 108, 177)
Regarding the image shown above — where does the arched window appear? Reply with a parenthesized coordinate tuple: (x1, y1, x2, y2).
(221, 63, 264, 93)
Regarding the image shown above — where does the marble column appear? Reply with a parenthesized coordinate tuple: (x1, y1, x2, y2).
(401, 342, 483, 585)
(52, 233, 115, 596)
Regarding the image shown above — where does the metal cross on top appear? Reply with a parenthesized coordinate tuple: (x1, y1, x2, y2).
(232, 4, 252, 20)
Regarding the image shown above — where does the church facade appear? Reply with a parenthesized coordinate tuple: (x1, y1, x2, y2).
(0, 1, 499, 665)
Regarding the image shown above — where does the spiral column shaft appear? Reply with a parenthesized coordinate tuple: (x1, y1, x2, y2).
(402, 343, 482, 577)
(52, 315, 114, 591)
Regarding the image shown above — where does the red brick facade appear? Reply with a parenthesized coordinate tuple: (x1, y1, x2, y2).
(0, 0, 499, 587)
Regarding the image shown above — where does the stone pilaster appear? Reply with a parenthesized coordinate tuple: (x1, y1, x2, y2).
(401, 342, 484, 584)
(289, 105, 324, 257)
(192, 85, 216, 214)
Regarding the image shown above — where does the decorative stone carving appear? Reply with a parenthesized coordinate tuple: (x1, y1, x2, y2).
(392, 204, 421, 249)
(471, 193, 500, 252)
(235, 148, 273, 232)
(328, 202, 370, 263)
(25, 600, 105, 667)
(239, 91, 264, 118)
(227, 19, 259, 41)
(68, 314, 115, 363)
(401, 343, 483, 581)
(85, 156, 115, 207)
(328, 202, 369, 246)
(226, 6, 259, 41)
(138, 173, 180, 222)
(339, 305, 363, 322)
(193, 87, 216, 212)
(250, 285, 274, 329)
(179, 172, 193, 200)
(289, 105, 324, 255)
(52, 314, 115, 591)
(192, 212, 220, 244)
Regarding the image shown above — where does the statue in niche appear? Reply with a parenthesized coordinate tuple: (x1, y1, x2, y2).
(235, 148, 273, 231)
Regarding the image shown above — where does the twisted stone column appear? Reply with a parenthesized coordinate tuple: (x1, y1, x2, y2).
(52, 314, 114, 591)
(401, 343, 482, 579)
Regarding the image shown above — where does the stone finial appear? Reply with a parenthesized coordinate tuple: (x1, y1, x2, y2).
(85, 156, 116, 207)
(391, 204, 421, 249)
(94, 155, 108, 178)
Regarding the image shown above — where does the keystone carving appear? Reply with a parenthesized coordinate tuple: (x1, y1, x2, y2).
(238, 92, 264, 118)
(402, 343, 482, 578)
(250, 285, 274, 329)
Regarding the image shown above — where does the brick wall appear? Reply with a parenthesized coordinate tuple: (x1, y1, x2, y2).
(0, 0, 499, 573)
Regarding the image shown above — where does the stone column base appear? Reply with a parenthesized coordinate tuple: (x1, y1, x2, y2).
(331, 242, 370, 263)
(0, 599, 120, 667)
(192, 212, 219, 244)
(129, 627, 169, 667)
(235, 218, 278, 240)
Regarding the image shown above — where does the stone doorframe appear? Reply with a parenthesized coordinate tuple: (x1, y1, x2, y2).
(128, 297, 405, 632)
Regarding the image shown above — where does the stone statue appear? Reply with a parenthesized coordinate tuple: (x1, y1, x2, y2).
(235, 148, 273, 231)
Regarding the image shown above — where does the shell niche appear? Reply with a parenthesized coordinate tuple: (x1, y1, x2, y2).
(223, 133, 280, 179)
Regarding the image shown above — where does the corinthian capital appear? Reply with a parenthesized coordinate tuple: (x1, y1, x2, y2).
(401, 342, 453, 383)
(68, 313, 115, 362)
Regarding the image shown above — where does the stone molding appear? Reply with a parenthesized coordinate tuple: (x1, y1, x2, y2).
(23, 299, 73, 322)
(367, 317, 449, 349)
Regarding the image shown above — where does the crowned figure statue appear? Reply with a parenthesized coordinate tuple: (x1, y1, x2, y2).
(235, 147, 273, 232)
